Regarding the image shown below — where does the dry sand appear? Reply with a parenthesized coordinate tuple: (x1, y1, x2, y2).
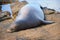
(0, 1, 60, 40)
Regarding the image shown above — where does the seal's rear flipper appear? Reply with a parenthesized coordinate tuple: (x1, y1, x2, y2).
(42, 20, 54, 24)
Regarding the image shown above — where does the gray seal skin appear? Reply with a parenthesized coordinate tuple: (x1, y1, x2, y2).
(7, 3, 54, 33)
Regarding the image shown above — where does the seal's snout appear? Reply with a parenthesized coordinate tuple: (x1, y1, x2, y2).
(6, 23, 18, 33)
(6, 29, 12, 33)
(6, 28, 15, 33)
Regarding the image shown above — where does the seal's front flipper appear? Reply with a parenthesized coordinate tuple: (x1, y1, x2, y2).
(43, 20, 55, 24)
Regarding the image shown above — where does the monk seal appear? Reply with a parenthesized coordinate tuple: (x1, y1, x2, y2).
(6, 3, 54, 33)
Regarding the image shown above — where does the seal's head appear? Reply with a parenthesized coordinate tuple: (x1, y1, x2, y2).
(6, 23, 17, 33)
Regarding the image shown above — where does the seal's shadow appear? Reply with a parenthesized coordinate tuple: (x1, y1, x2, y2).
(15, 23, 52, 32)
